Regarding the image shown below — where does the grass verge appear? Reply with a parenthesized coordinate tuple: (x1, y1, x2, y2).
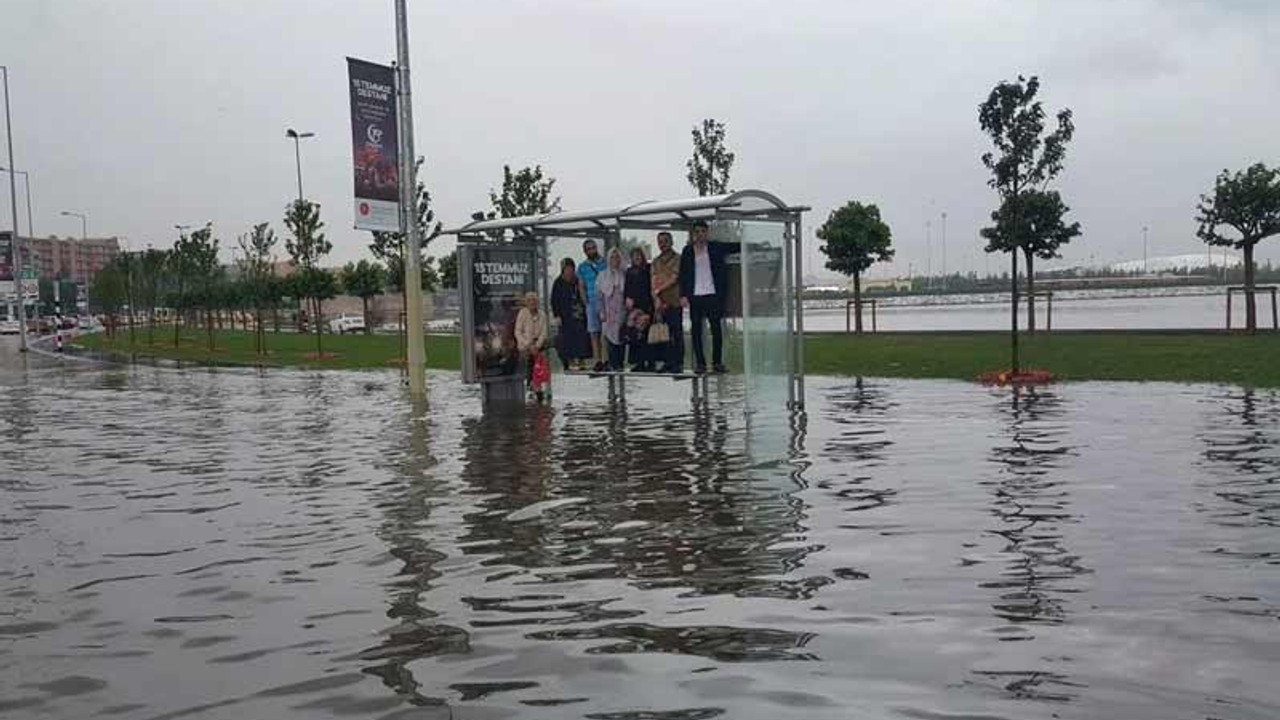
(75, 328, 1280, 386)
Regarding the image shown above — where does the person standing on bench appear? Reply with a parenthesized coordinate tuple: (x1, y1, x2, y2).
(650, 231, 683, 373)
(624, 246, 655, 372)
(578, 239, 609, 372)
(596, 247, 628, 371)
(679, 220, 729, 374)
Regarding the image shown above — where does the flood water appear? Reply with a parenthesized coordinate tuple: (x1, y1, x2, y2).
(2, 345, 1278, 719)
(802, 286, 1275, 331)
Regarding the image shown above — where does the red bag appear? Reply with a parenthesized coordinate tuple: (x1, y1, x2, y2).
(531, 352, 551, 388)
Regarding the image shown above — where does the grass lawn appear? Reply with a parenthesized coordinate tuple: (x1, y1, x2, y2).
(75, 328, 1280, 386)
(75, 328, 461, 371)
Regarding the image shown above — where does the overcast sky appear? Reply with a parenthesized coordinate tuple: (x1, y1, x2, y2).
(3, 0, 1278, 278)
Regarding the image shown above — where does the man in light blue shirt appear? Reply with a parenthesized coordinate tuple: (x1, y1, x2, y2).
(578, 239, 609, 371)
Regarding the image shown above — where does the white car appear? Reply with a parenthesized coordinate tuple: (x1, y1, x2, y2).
(328, 315, 366, 335)
(0, 319, 20, 335)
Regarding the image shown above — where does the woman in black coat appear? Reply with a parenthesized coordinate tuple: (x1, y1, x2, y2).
(551, 257, 593, 370)
(624, 247, 656, 371)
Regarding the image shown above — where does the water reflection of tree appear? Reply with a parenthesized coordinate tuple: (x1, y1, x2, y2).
(976, 387, 1089, 704)
(983, 387, 1085, 628)
(1198, 388, 1280, 534)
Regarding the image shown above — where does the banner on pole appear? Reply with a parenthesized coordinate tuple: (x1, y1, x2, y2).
(459, 243, 538, 383)
(347, 58, 400, 232)
(0, 231, 13, 282)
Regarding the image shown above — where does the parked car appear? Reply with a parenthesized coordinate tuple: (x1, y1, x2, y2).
(59, 316, 78, 330)
(0, 319, 20, 335)
(328, 315, 366, 335)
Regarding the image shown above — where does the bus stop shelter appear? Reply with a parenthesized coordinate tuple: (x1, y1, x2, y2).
(444, 190, 810, 410)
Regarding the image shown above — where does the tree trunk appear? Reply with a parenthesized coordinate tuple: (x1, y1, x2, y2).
(313, 297, 323, 357)
(362, 296, 371, 335)
(1244, 242, 1257, 334)
(207, 307, 215, 351)
(1024, 249, 1036, 333)
(1010, 251, 1020, 373)
(173, 300, 181, 348)
(853, 272, 864, 334)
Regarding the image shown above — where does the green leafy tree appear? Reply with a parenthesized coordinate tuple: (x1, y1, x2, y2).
(468, 165, 560, 243)
(1196, 163, 1280, 333)
(978, 74, 1074, 369)
(237, 222, 278, 354)
(817, 201, 894, 334)
(980, 189, 1081, 332)
(137, 248, 169, 344)
(439, 250, 458, 290)
(686, 118, 735, 196)
(183, 225, 222, 351)
(284, 199, 332, 355)
(370, 157, 444, 336)
(169, 226, 216, 347)
(341, 259, 385, 334)
(90, 257, 128, 338)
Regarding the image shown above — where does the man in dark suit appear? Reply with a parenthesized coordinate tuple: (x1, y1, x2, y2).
(679, 220, 730, 374)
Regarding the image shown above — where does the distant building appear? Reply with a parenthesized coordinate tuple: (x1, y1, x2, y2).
(21, 235, 121, 286)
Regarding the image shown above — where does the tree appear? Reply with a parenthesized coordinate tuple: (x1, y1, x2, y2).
(237, 222, 277, 354)
(1196, 163, 1280, 333)
(489, 164, 558, 220)
(137, 248, 169, 345)
(183, 225, 222, 352)
(90, 257, 128, 338)
(168, 226, 212, 347)
(818, 201, 894, 333)
(686, 118, 735, 196)
(978, 75, 1074, 369)
(284, 199, 332, 356)
(980, 189, 1081, 331)
(341, 259, 384, 334)
(439, 250, 458, 290)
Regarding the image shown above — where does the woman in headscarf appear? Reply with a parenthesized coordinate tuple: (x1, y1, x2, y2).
(551, 258, 592, 370)
(624, 245, 656, 372)
(595, 247, 628, 371)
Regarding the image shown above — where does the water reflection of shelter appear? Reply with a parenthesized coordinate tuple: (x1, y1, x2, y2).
(444, 190, 811, 409)
(983, 388, 1087, 628)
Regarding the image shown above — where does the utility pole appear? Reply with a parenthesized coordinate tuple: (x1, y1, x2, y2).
(940, 211, 947, 290)
(2, 66, 27, 352)
(395, 0, 426, 397)
(1142, 225, 1149, 275)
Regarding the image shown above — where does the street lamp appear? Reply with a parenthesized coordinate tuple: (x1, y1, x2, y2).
(0, 166, 33, 238)
(285, 128, 315, 204)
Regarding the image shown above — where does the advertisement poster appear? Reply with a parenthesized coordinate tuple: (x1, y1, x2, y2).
(347, 57, 400, 232)
(460, 245, 538, 383)
(0, 231, 12, 282)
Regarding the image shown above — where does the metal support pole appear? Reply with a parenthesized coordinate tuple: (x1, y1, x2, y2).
(872, 300, 877, 333)
(1226, 289, 1232, 329)
(292, 136, 304, 203)
(395, 0, 426, 397)
(792, 215, 805, 408)
(782, 220, 795, 409)
(1272, 288, 1277, 331)
(2, 66, 26, 352)
(1047, 292, 1053, 332)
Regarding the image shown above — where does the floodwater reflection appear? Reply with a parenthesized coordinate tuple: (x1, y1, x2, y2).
(1, 352, 1279, 719)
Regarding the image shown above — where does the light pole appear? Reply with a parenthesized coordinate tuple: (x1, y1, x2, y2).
(285, 128, 314, 204)
(60, 211, 87, 311)
(0, 166, 33, 238)
(396, 0, 427, 397)
(940, 211, 947, 290)
(1142, 225, 1149, 275)
(2, 65, 28, 352)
